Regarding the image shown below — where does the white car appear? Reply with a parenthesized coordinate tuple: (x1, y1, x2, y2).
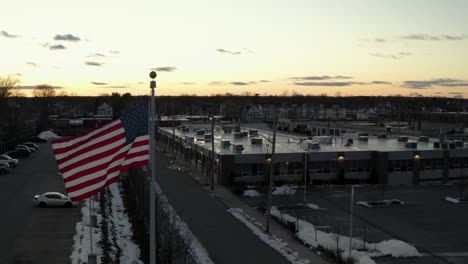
(0, 163, 10, 174)
(0, 155, 19, 168)
(33, 192, 79, 208)
(16, 145, 34, 152)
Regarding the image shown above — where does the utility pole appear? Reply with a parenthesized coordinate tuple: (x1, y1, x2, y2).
(348, 185, 355, 256)
(172, 103, 175, 162)
(211, 114, 215, 191)
(304, 151, 308, 204)
(266, 114, 278, 233)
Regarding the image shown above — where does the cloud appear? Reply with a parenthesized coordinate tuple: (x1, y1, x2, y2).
(137, 82, 144, 84)
(1, 30, 20, 38)
(369, 52, 412, 60)
(181, 82, 195, 85)
(291, 76, 352, 81)
(151, 67, 177, 72)
(209, 81, 226, 86)
(49, 44, 66, 50)
(54, 34, 81, 42)
(371, 81, 392, 85)
(85, 61, 103, 66)
(400, 34, 467, 41)
(402, 78, 468, 89)
(14, 85, 63, 90)
(87, 53, 106, 58)
(434, 92, 443, 94)
(110, 50, 120, 54)
(230, 81, 256, 86)
(26, 62, 37, 67)
(102, 85, 129, 88)
(448, 92, 464, 95)
(259, 80, 270, 83)
(10, 73, 22, 76)
(216, 48, 242, 55)
(91, 82, 108, 85)
(294, 80, 392, 87)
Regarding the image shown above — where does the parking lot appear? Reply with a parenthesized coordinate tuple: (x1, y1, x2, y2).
(0, 142, 81, 264)
(240, 184, 468, 264)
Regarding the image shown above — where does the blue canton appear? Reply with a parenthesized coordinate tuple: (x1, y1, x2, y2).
(120, 104, 149, 144)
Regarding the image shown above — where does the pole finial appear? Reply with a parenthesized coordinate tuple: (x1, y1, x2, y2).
(150, 71, 157, 79)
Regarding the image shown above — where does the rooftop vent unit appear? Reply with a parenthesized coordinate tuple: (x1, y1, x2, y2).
(204, 134, 213, 142)
(233, 132, 242, 139)
(234, 128, 241, 133)
(181, 127, 190, 132)
(454, 140, 464, 148)
(249, 130, 259, 137)
(433, 142, 440, 148)
(222, 127, 233, 134)
(312, 136, 332, 144)
(359, 136, 368, 142)
(397, 136, 408, 142)
(377, 133, 388, 139)
(359, 133, 369, 137)
(232, 144, 244, 153)
(441, 142, 449, 149)
(405, 141, 418, 149)
(221, 140, 231, 148)
(306, 142, 320, 150)
(418, 136, 429, 142)
(250, 138, 263, 145)
(196, 130, 205, 136)
(241, 132, 248, 138)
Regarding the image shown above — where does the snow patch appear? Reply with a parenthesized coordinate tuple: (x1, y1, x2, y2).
(38, 130, 62, 140)
(272, 185, 297, 196)
(228, 208, 309, 264)
(445, 197, 461, 204)
(243, 189, 262, 197)
(374, 240, 422, 258)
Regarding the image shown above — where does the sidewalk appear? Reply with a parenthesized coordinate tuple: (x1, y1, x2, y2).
(159, 147, 329, 264)
(155, 149, 291, 264)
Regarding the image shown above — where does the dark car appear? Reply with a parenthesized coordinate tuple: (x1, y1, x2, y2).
(29, 136, 47, 143)
(0, 163, 10, 174)
(6, 149, 30, 158)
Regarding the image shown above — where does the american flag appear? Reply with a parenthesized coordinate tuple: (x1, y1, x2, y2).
(52, 104, 150, 201)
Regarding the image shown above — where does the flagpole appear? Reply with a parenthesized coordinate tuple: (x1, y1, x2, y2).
(149, 71, 157, 264)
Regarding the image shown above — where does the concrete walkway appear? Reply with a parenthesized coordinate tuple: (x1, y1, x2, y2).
(156, 147, 329, 264)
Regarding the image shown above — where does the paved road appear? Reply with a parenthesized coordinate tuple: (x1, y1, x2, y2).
(155, 150, 290, 264)
(0, 143, 81, 264)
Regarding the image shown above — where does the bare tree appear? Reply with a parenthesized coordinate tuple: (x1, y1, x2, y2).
(0, 76, 19, 98)
(33, 84, 56, 97)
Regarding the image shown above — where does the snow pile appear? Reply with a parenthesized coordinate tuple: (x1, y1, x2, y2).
(272, 185, 297, 196)
(38, 130, 61, 140)
(70, 200, 103, 264)
(357, 199, 404, 208)
(270, 207, 421, 263)
(108, 184, 144, 264)
(70, 185, 144, 264)
(373, 240, 422, 258)
(228, 208, 309, 264)
(243, 189, 262, 197)
(304, 203, 320, 210)
(445, 197, 461, 204)
(154, 183, 214, 264)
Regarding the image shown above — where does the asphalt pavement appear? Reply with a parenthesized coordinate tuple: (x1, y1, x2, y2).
(0, 143, 81, 264)
(155, 149, 291, 264)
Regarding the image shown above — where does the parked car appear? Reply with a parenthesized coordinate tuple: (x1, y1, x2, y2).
(29, 136, 48, 143)
(33, 192, 79, 208)
(6, 149, 30, 158)
(0, 163, 10, 174)
(0, 155, 19, 168)
(15, 145, 34, 152)
(23, 142, 39, 150)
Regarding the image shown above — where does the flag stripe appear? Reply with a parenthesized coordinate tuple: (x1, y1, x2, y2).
(69, 175, 120, 202)
(53, 121, 123, 152)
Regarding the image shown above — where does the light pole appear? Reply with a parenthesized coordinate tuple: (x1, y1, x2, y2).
(266, 115, 278, 233)
(348, 184, 355, 257)
(210, 114, 215, 191)
(149, 71, 157, 264)
(303, 151, 309, 204)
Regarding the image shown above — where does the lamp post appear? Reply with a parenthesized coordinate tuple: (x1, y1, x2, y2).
(349, 184, 355, 257)
(149, 71, 157, 264)
(210, 115, 215, 191)
(266, 116, 277, 233)
(304, 151, 309, 204)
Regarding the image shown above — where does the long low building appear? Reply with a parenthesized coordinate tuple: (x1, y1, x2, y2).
(157, 124, 468, 187)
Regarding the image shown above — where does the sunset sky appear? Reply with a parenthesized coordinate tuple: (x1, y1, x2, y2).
(1, 0, 468, 97)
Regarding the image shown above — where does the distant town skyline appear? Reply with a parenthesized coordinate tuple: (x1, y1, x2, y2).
(1, 0, 468, 97)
